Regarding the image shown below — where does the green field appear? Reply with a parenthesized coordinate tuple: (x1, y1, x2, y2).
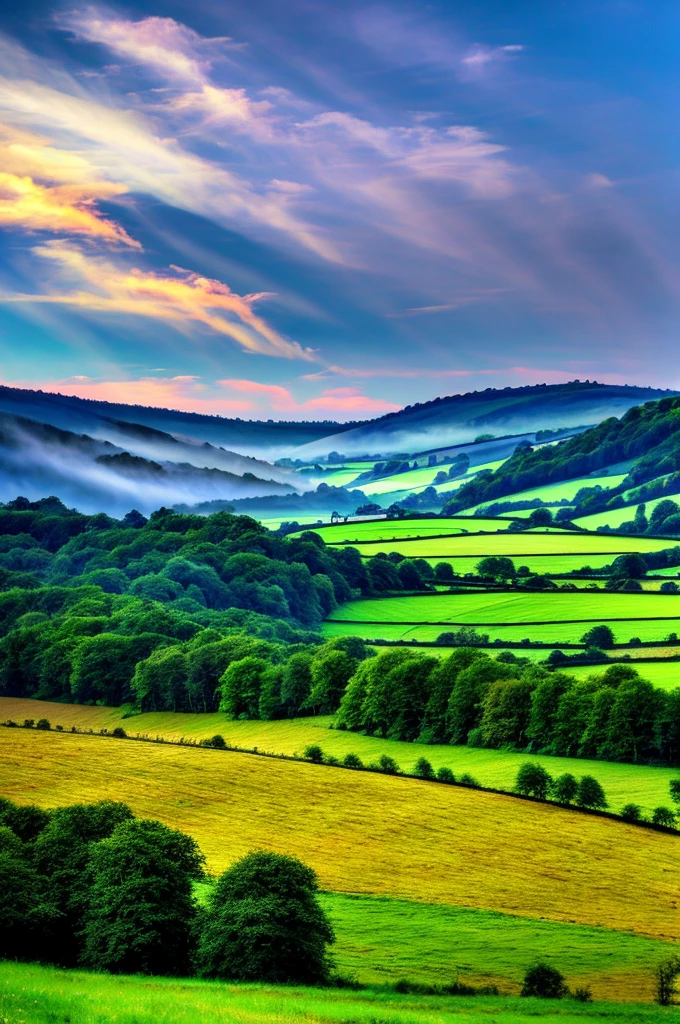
(574, 492, 680, 531)
(324, 620, 680, 644)
(565, 661, 680, 690)
(466, 475, 627, 513)
(326, 590, 680, 640)
(3, 962, 677, 1024)
(3, 696, 679, 815)
(357, 461, 506, 498)
(295, 516, 512, 542)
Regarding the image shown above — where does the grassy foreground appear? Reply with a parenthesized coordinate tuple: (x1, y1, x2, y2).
(3, 697, 680, 814)
(1, 962, 675, 1024)
(3, 727, 680, 942)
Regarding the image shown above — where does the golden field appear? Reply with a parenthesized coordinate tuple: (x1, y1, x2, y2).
(2, 726, 680, 944)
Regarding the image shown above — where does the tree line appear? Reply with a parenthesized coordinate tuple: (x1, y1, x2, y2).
(0, 797, 335, 984)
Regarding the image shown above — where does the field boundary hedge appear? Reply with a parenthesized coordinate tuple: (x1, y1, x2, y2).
(3, 719, 679, 838)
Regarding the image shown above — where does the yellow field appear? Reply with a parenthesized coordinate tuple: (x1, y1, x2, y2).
(3, 727, 680, 944)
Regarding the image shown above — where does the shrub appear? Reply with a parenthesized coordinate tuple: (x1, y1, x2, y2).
(36, 719, 51, 731)
(576, 775, 608, 809)
(620, 803, 644, 823)
(413, 757, 435, 780)
(515, 762, 553, 800)
(458, 773, 480, 788)
(23, 719, 35, 729)
(580, 625, 615, 649)
(111, 727, 127, 739)
(551, 773, 578, 804)
(196, 851, 334, 984)
(436, 767, 455, 784)
(303, 745, 324, 764)
(572, 986, 593, 1002)
(655, 957, 680, 1005)
(521, 963, 568, 999)
(323, 754, 340, 766)
(377, 755, 400, 775)
(652, 807, 676, 828)
(210, 735, 227, 749)
(342, 753, 364, 769)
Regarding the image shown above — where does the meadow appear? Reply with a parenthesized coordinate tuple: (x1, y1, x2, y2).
(574, 492, 680, 532)
(297, 515, 511, 542)
(3, 696, 678, 815)
(3, 962, 678, 1024)
(3, 726, 680, 948)
(325, 591, 680, 645)
(467, 475, 627, 512)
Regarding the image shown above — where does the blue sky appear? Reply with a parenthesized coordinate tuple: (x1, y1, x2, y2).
(0, 0, 678, 418)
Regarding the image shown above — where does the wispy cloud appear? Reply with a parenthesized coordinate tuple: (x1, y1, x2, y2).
(5, 240, 314, 360)
(219, 378, 400, 415)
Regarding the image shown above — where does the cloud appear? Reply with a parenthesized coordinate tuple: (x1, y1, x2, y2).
(461, 44, 524, 68)
(0, 123, 140, 247)
(23, 374, 254, 415)
(5, 240, 313, 360)
(219, 378, 400, 416)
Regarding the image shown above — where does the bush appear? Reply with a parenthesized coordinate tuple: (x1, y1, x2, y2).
(655, 957, 680, 1005)
(458, 773, 480, 788)
(342, 753, 364, 769)
(413, 757, 435, 780)
(652, 806, 676, 828)
(210, 735, 227, 749)
(515, 762, 553, 800)
(196, 851, 334, 983)
(303, 745, 324, 764)
(36, 719, 51, 731)
(23, 719, 34, 729)
(572, 986, 593, 1002)
(521, 963, 568, 999)
(551, 773, 578, 804)
(576, 775, 608, 810)
(436, 767, 455, 784)
(376, 755, 400, 775)
(580, 625, 615, 649)
(620, 803, 644, 823)
(111, 727, 127, 739)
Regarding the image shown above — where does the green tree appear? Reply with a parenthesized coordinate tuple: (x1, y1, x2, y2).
(446, 656, 514, 744)
(552, 773, 578, 804)
(413, 757, 435, 780)
(33, 801, 133, 965)
(475, 556, 516, 580)
(579, 624, 615, 649)
(304, 648, 356, 714)
(526, 671, 572, 751)
(652, 807, 676, 828)
(479, 675, 536, 748)
(521, 963, 568, 998)
(219, 656, 269, 719)
(0, 826, 59, 961)
(280, 652, 313, 717)
(83, 818, 203, 975)
(434, 561, 455, 582)
(620, 803, 644, 823)
(196, 852, 334, 983)
(419, 648, 486, 744)
(576, 775, 608, 809)
(515, 762, 553, 799)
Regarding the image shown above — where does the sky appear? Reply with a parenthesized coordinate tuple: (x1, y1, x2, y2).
(0, 0, 678, 421)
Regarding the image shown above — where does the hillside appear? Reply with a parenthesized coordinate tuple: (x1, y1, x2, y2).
(443, 395, 680, 515)
(293, 383, 679, 459)
(3, 727, 680, 941)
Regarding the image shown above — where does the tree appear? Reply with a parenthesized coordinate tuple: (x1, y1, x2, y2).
(580, 625, 615, 649)
(620, 803, 644, 823)
(655, 956, 680, 1005)
(0, 826, 59, 961)
(83, 818, 203, 975)
(196, 851, 334, 983)
(552, 773, 578, 804)
(434, 561, 455, 583)
(219, 656, 269, 719)
(446, 656, 514, 744)
(521, 963, 568, 998)
(33, 800, 133, 965)
(515, 762, 553, 799)
(652, 807, 676, 828)
(280, 652, 314, 717)
(576, 775, 608, 809)
(669, 778, 680, 806)
(475, 556, 516, 580)
(304, 648, 356, 714)
(396, 559, 428, 591)
(528, 507, 553, 527)
(527, 672, 572, 751)
(479, 675, 536, 748)
(413, 757, 435, 780)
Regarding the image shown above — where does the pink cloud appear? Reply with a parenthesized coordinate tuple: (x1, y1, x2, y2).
(218, 378, 401, 417)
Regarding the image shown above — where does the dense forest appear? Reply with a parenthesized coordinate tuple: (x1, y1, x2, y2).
(445, 396, 680, 515)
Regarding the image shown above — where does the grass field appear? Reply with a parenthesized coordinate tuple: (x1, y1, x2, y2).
(293, 516, 512, 542)
(2, 698, 680, 825)
(327, 532, 674, 559)
(323, 619, 680, 645)
(3, 962, 678, 1024)
(465, 476, 628, 514)
(574, 492, 680, 532)
(326, 591, 680, 643)
(3, 727, 680, 943)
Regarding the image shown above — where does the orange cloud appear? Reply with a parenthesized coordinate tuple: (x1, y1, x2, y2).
(0, 171, 140, 247)
(9, 241, 313, 360)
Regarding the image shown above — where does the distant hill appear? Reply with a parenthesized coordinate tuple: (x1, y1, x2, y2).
(0, 385, 359, 454)
(292, 382, 680, 459)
